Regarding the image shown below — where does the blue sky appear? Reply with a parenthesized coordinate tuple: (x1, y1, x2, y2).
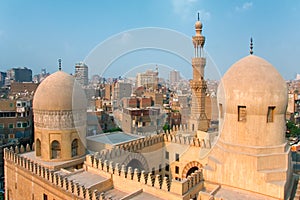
(0, 0, 299, 80)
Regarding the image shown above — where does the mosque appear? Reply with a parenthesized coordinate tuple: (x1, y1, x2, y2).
(4, 16, 294, 200)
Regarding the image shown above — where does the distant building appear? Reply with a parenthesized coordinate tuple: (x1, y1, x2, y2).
(10, 82, 38, 95)
(74, 62, 88, 86)
(0, 99, 33, 145)
(113, 82, 132, 101)
(169, 70, 180, 84)
(0, 72, 6, 87)
(136, 69, 158, 90)
(5, 67, 32, 85)
(122, 107, 163, 134)
(33, 68, 50, 83)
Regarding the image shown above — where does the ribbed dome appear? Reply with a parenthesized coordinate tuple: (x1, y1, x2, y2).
(33, 71, 86, 111)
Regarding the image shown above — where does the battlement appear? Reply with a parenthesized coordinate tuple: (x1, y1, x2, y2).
(94, 132, 207, 163)
(85, 154, 204, 197)
(4, 148, 107, 200)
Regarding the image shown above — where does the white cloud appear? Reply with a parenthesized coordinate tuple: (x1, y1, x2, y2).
(235, 2, 253, 12)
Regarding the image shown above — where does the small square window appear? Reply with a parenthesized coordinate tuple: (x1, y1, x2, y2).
(175, 166, 179, 174)
(17, 122, 22, 128)
(0, 124, 3, 129)
(8, 123, 14, 129)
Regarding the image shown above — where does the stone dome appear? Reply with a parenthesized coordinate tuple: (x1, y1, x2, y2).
(217, 55, 287, 146)
(33, 71, 86, 111)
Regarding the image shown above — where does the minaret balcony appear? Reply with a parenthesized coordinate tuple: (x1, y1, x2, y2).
(192, 58, 206, 66)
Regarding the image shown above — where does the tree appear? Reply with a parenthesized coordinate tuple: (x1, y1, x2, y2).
(286, 120, 300, 137)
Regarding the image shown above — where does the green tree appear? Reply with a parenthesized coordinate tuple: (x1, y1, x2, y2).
(286, 120, 300, 137)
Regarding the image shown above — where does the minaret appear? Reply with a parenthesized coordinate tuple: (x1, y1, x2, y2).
(189, 14, 209, 132)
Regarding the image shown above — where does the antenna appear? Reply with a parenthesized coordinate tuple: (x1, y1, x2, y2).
(250, 37, 253, 55)
(58, 59, 62, 71)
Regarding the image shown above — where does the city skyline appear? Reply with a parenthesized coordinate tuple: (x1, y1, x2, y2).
(0, 0, 299, 80)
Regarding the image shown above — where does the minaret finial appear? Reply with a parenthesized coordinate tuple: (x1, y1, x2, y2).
(250, 37, 253, 55)
(197, 12, 200, 21)
(58, 59, 62, 71)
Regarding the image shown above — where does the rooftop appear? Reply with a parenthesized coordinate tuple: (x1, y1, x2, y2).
(87, 132, 143, 145)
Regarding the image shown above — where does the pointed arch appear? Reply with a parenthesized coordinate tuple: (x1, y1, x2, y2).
(51, 140, 61, 159)
(36, 139, 41, 156)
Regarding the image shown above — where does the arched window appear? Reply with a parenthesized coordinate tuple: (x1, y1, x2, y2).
(36, 139, 41, 156)
(51, 140, 61, 159)
(71, 139, 78, 157)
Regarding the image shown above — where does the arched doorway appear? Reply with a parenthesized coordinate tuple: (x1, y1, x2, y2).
(36, 139, 41, 156)
(51, 140, 61, 159)
(122, 153, 149, 172)
(186, 166, 199, 178)
(182, 161, 202, 178)
(126, 159, 144, 170)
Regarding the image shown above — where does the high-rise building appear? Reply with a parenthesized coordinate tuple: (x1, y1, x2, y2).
(74, 62, 89, 86)
(189, 17, 209, 132)
(5, 67, 32, 86)
(169, 70, 180, 84)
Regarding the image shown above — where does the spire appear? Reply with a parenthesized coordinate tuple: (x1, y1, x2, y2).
(198, 12, 200, 21)
(58, 59, 62, 71)
(250, 37, 253, 55)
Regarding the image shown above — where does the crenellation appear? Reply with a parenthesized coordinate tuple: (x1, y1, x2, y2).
(74, 183, 80, 196)
(26, 143, 31, 152)
(140, 170, 146, 184)
(63, 177, 68, 191)
(20, 144, 25, 153)
(154, 174, 162, 189)
(79, 185, 85, 198)
(133, 168, 140, 182)
(93, 157, 99, 169)
(127, 166, 133, 180)
(91, 190, 98, 200)
(68, 180, 74, 193)
(85, 188, 91, 200)
(99, 192, 105, 200)
(15, 146, 19, 154)
(115, 163, 120, 175)
(162, 176, 170, 191)
(147, 173, 154, 186)
(109, 161, 114, 173)
(103, 160, 109, 172)
(50, 171, 54, 183)
(121, 164, 127, 178)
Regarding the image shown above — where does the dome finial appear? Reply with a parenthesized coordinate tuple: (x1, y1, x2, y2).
(197, 12, 200, 21)
(58, 59, 62, 71)
(250, 37, 253, 55)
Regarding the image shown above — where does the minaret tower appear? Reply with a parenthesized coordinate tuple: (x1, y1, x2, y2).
(189, 13, 209, 132)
